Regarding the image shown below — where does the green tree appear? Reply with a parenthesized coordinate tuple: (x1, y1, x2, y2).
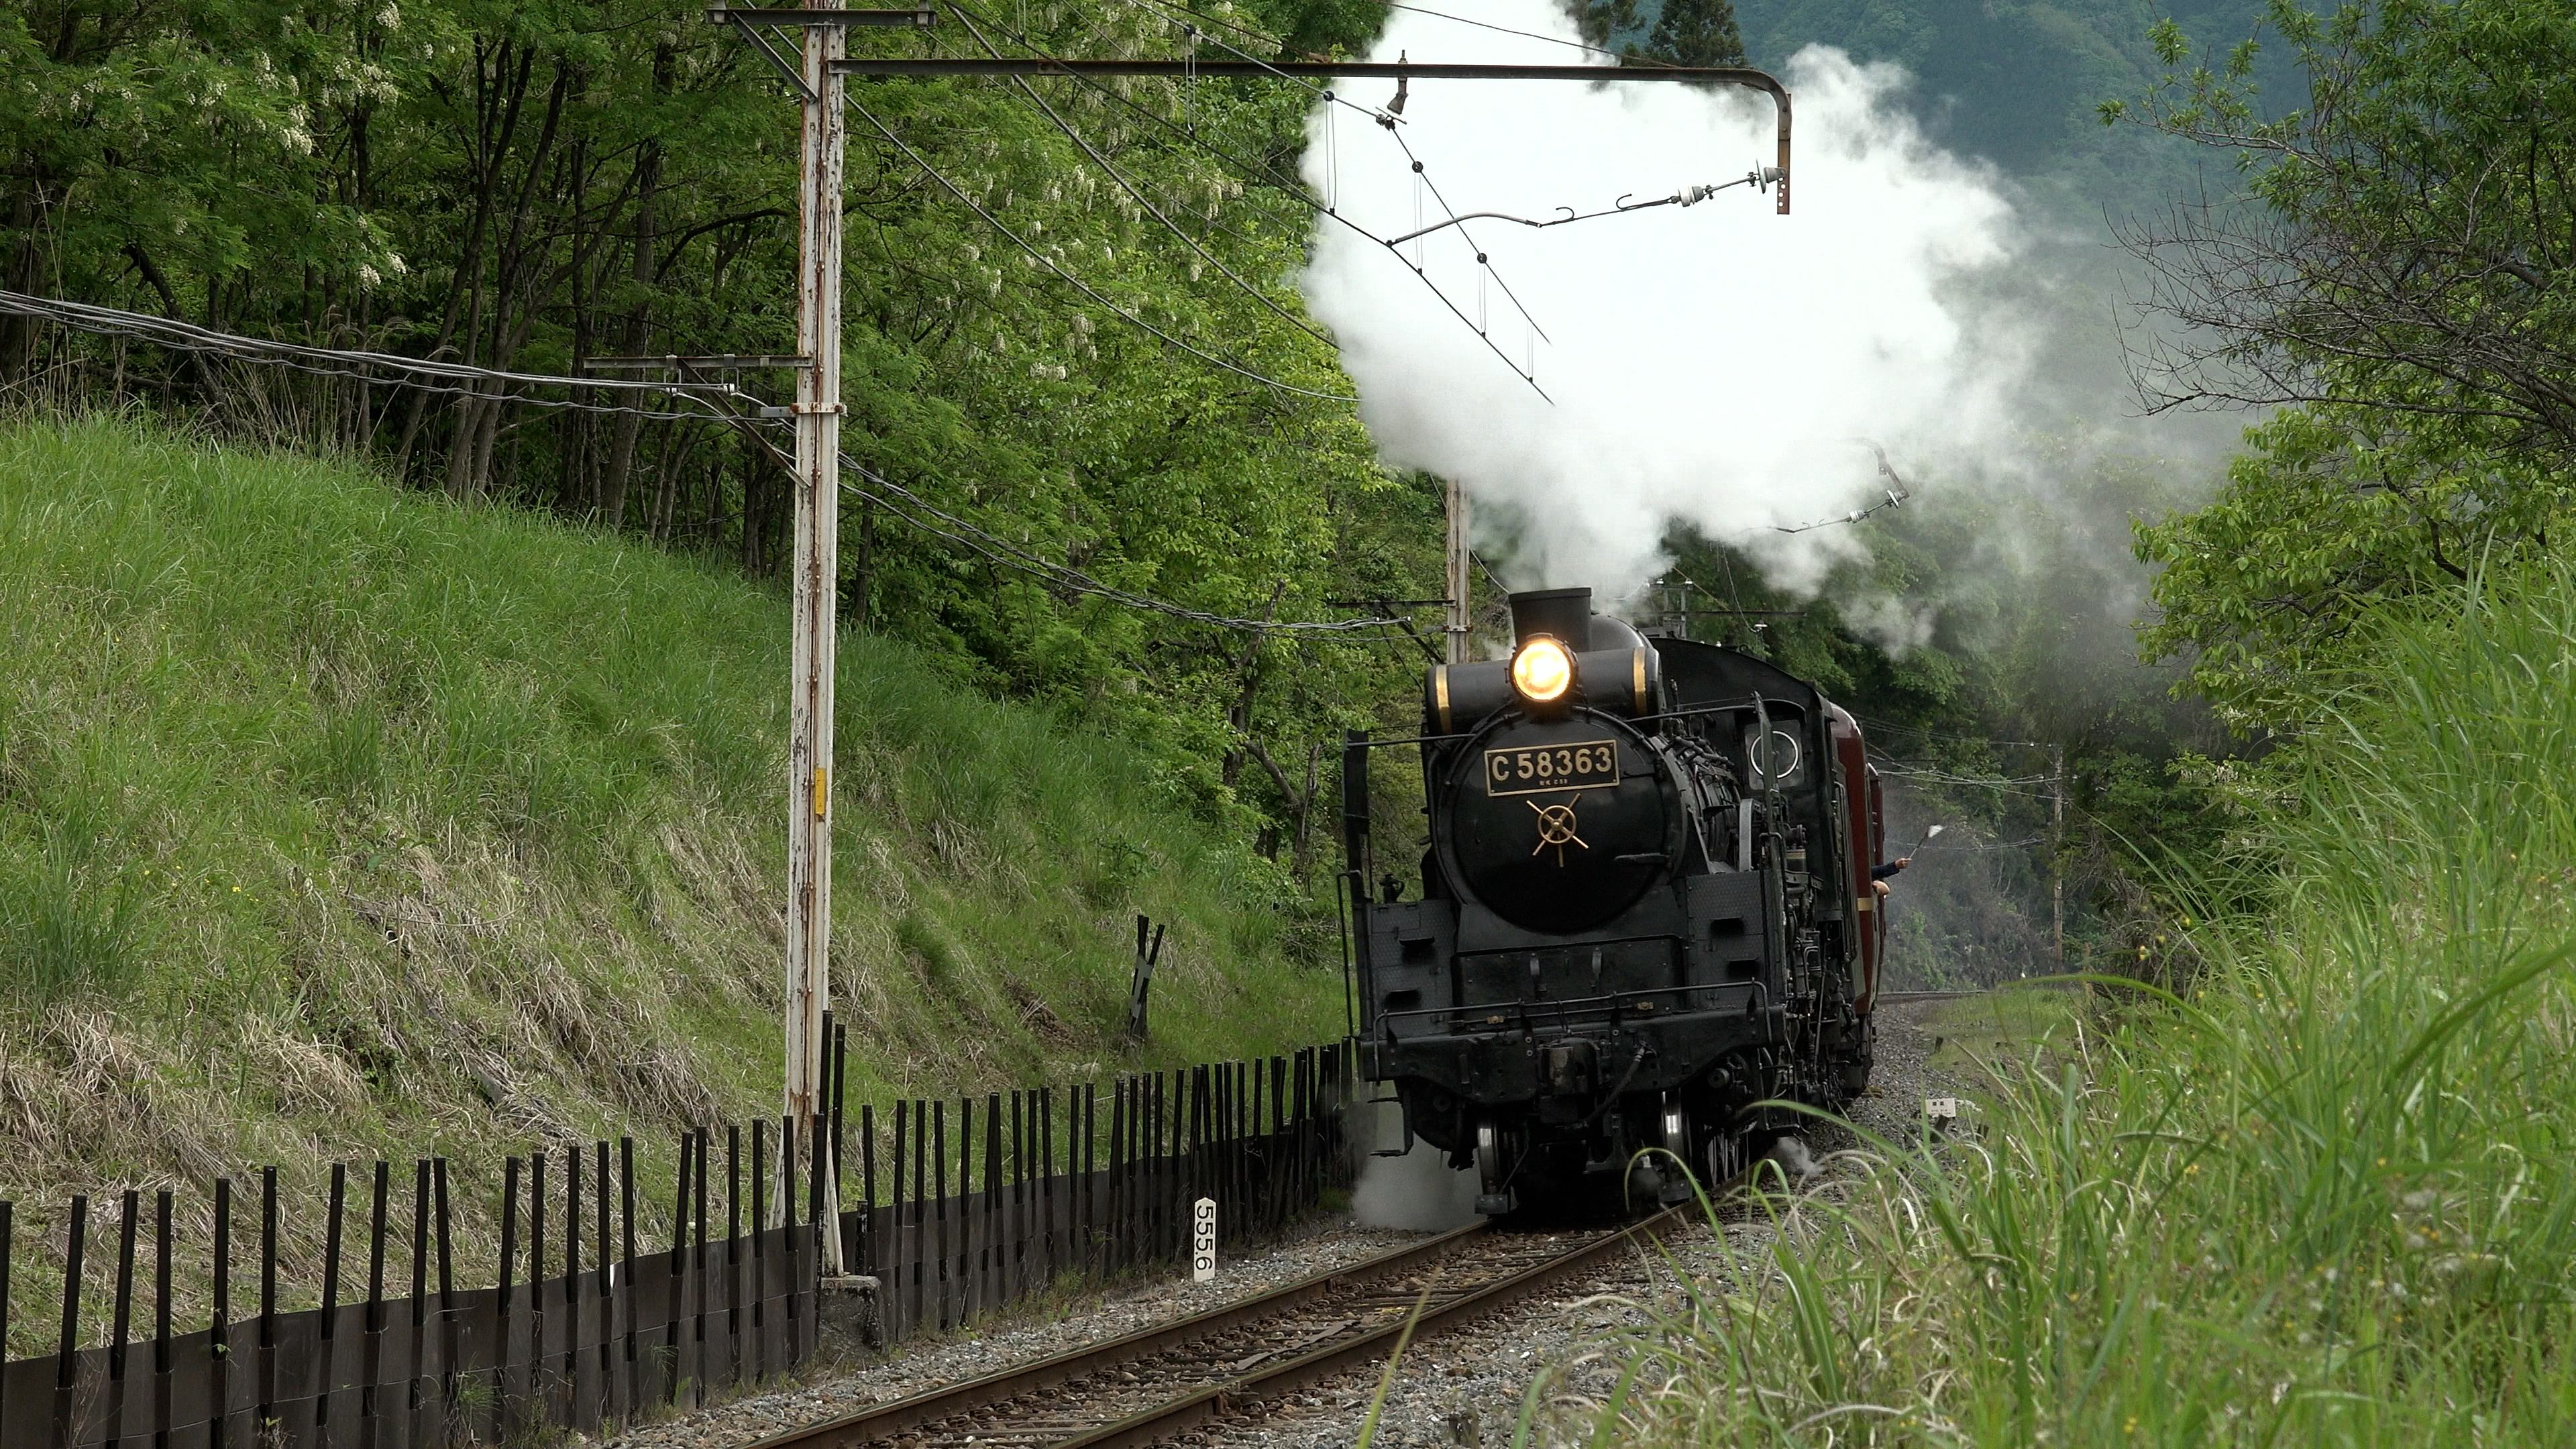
(0, 0, 1437, 879)
(2115, 0, 2576, 730)
(1647, 0, 1746, 66)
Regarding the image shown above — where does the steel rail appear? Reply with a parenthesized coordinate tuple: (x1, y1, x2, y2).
(743, 1203, 1691, 1448)
(1056, 1202, 1692, 1448)
(761, 1220, 1489, 1448)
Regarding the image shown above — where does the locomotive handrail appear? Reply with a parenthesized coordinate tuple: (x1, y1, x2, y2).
(1625, 696, 1812, 728)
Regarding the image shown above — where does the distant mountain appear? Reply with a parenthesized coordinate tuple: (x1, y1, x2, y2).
(1605, 0, 2293, 211)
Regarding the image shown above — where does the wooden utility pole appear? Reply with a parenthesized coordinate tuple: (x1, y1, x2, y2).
(785, 0, 849, 1273)
(1444, 476, 1470, 665)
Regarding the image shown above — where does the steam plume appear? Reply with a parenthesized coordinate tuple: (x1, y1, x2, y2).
(1298, 4, 2033, 596)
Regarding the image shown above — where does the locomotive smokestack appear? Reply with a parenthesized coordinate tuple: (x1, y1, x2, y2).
(1510, 588, 1593, 648)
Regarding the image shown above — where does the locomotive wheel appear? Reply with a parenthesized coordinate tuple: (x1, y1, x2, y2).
(1657, 1095, 1695, 1205)
(1473, 1118, 1516, 1216)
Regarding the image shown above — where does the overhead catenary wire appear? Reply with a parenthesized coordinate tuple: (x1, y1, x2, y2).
(958, 0, 1535, 394)
(1377, 124, 1550, 347)
(1114, 0, 1557, 394)
(847, 95, 1358, 402)
(951, 2, 1730, 400)
(942, 13, 1555, 400)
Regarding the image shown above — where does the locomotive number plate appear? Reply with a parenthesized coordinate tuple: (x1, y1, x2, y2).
(1484, 739, 1619, 797)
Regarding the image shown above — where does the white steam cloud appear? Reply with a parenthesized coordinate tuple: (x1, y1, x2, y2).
(1298, 4, 2034, 600)
(1351, 1132, 1483, 1231)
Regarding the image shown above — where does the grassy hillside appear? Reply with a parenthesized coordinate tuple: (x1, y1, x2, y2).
(1586, 559, 2576, 1442)
(0, 417, 1341, 1350)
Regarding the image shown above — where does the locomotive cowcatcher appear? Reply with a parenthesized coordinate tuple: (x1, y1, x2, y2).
(1340, 588, 1886, 1214)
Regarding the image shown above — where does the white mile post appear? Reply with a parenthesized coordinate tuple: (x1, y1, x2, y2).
(1193, 1197, 1218, 1283)
(786, 0, 848, 1274)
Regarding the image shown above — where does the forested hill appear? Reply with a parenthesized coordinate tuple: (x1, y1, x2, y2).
(0, 0, 1430, 857)
(1721, 0, 2290, 203)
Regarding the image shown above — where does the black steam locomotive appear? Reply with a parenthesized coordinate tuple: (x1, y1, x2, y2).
(1340, 588, 1886, 1213)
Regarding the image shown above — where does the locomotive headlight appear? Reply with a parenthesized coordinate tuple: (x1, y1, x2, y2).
(1510, 637, 1574, 704)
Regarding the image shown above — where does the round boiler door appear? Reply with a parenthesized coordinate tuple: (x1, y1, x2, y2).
(1440, 714, 1673, 933)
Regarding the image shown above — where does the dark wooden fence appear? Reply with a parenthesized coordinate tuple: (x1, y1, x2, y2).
(853, 1044, 1357, 1340)
(0, 1038, 1354, 1449)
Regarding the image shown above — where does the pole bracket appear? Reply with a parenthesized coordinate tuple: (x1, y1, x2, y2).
(718, 12, 820, 101)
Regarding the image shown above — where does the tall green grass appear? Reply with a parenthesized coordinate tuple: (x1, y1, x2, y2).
(0, 417, 1340, 1350)
(1578, 561, 2576, 1444)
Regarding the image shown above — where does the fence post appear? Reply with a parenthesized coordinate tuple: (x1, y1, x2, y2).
(0, 1201, 10, 1449)
(830, 1025, 849, 1271)
(407, 1164, 429, 1430)
(1078, 1085, 1095, 1279)
(108, 1189, 136, 1444)
(594, 1142, 612, 1411)
(56, 1192, 89, 1449)
(559, 1145, 577, 1408)
(1005, 1091, 1022, 1305)
(211, 1184, 230, 1449)
(805, 1112, 826, 1358)
(910, 1101, 928, 1336)
(435, 1159, 455, 1433)
(725, 1126, 742, 1389)
(931, 1103, 947, 1332)
(751, 1120, 767, 1375)
(661, 1138, 686, 1403)
(695, 1124, 716, 1392)
(530, 1149, 547, 1426)
(1039, 1087, 1056, 1288)
(859, 1104, 877, 1281)
(364, 1161, 388, 1434)
(888, 1104, 908, 1338)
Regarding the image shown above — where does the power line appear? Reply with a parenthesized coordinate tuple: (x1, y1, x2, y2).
(1876, 765, 2057, 787)
(0, 290, 739, 421)
(848, 95, 1358, 402)
(1381, 2, 1659, 64)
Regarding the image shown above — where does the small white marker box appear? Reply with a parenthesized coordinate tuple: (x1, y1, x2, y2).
(1192, 1197, 1218, 1283)
(1924, 1096, 1959, 1120)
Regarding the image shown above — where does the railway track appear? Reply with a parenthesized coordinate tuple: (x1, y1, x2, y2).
(757, 1205, 1690, 1449)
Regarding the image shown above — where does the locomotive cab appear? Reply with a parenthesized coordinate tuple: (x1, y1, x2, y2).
(1345, 588, 1880, 1216)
